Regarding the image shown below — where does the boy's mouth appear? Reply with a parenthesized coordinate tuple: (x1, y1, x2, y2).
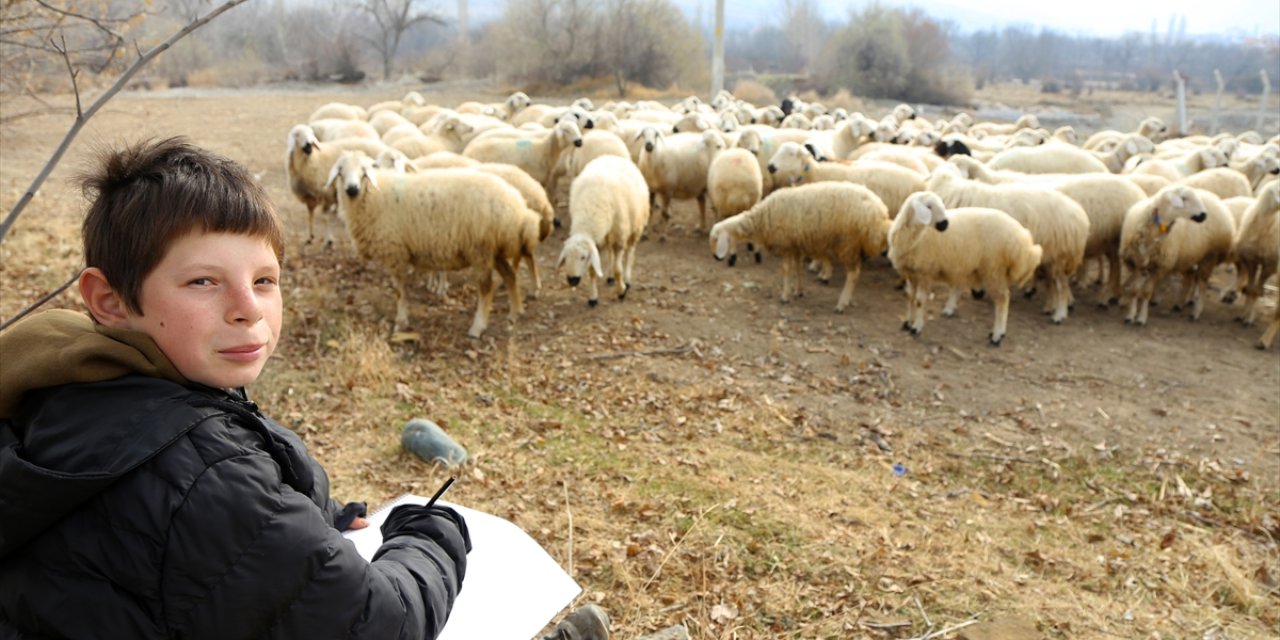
(219, 344, 267, 361)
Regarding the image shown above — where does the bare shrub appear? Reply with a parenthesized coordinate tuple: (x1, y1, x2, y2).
(731, 78, 777, 105)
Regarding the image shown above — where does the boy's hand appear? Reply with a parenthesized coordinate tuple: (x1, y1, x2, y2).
(348, 516, 370, 530)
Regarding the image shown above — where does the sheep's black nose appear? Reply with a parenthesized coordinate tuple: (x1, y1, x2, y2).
(672, 126, 680, 133)
(767, 164, 777, 174)
(644, 142, 654, 152)
(302, 143, 313, 154)
(1191, 212, 1207, 223)
(567, 276, 581, 287)
(574, 139, 583, 147)
(585, 120, 594, 129)
(935, 220, 949, 232)
(1271, 168, 1279, 174)
(345, 185, 360, 197)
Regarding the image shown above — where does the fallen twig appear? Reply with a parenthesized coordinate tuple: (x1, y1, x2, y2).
(585, 343, 693, 361)
(913, 618, 979, 639)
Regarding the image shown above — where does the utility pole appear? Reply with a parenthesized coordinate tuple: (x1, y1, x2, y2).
(710, 0, 724, 99)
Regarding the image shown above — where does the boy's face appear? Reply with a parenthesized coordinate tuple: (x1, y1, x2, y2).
(124, 231, 282, 389)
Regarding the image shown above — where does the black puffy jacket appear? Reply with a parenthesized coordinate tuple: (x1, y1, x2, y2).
(0, 310, 469, 639)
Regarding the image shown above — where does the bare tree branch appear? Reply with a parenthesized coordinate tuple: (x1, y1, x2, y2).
(0, 0, 254, 244)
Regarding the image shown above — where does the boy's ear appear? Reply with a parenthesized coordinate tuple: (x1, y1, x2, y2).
(79, 267, 133, 327)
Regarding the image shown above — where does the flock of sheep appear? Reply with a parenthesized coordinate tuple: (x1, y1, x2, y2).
(283, 88, 1280, 349)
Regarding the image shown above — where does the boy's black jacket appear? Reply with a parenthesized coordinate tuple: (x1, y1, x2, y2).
(0, 310, 468, 639)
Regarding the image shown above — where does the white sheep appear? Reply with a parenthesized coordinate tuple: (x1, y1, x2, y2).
(462, 118, 584, 196)
(1129, 147, 1230, 180)
(927, 164, 1090, 323)
(1178, 167, 1254, 200)
(969, 113, 1040, 137)
(557, 155, 650, 306)
(987, 142, 1111, 174)
(708, 182, 890, 312)
(766, 142, 925, 219)
(1083, 116, 1168, 150)
(285, 124, 394, 245)
(558, 129, 631, 184)
(1227, 182, 1280, 325)
(308, 102, 368, 122)
(948, 155, 1147, 306)
(887, 191, 1043, 345)
(369, 110, 416, 137)
(1118, 185, 1233, 324)
(636, 127, 727, 232)
(707, 147, 764, 266)
(308, 118, 379, 142)
(325, 152, 540, 338)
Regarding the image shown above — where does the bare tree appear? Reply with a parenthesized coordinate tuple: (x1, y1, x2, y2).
(360, 0, 444, 81)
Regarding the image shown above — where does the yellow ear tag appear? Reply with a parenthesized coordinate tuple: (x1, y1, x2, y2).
(1159, 222, 1170, 234)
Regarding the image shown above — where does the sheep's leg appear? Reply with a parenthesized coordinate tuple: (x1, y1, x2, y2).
(1242, 263, 1273, 325)
(1103, 251, 1123, 307)
(1188, 270, 1209, 321)
(1136, 277, 1156, 326)
(780, 257, 794, 303)
(495, 257, 522, 318)
(906, 280, 916, 330)
(817, 258, 833, 284)
(990, 286, 1011, 346)
(392, 270, 411, 332)
(909, 281, 929, 335)
(467, 267, 495, 338)
(621, 242, 638, 298)
(835, 260, 860, 313)
(586, 267, 600, 307)
(696, 192, 708, 232)
(1259, 312, 1280, 350)
(522, 250, 542, 300)
(612, 246, 627, 299)
(1221, 261, 1247, 304)
(1170, 272, 1195, 313)
(942, 287, 961, 317)
(1050, 274, 1069, 324)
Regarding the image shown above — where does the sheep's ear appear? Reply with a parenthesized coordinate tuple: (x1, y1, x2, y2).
(555, 250, 567, 272)
(1165, 190, 1185, 210)
(912, 198, 933, 225)
(324, 162, 342, 192)
(714, 231, 731, 259)
(1125, 139, 1137, 155)
(588, 243, 604, 278)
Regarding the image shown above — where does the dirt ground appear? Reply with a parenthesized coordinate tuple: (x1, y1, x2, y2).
(1, 82, 1278, 638)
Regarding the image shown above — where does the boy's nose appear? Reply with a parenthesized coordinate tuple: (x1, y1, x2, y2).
(226, 284, 264, 323)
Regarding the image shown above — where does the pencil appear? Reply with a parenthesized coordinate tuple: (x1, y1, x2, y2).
(424, 476, 456, 508)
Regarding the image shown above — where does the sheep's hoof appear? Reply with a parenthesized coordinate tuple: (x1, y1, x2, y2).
(588, 298, 598, 307)
(727, 254, 737, 267)
(606, 277, 615, 286)
(553, 218, 563, 228)
(971, 289, 985, 300)
(817, 277, 830, 286)
(747, 242, 755, 252)
(1023, 288, 1037, 300)
(1222, 291, 1237, 304)
(1256, 341, 1268, 351)
(618, 284, 630, 300)
(1096, 302, 1110, 311)
(909, 327, 921, 337)
(754, 252, 762, 264)
(989, 333, 1004, 346)
(1171, 304, 1183, 313)
(1107, 297, 1119, 306)
(942, 309, 957, 318)
(1124, 317, 1133, 325)
(1051, 317, 1064, 325)
(901, 321, 911, 332)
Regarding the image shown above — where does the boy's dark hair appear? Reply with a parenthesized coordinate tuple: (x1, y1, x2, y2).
(79, 137, 284, 315)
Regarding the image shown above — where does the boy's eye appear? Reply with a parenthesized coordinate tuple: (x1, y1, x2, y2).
(188, 277, 211, 286)
(255, 277, 278, 286)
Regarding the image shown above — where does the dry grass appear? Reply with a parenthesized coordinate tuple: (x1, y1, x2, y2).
(1, 85, 1277, 639)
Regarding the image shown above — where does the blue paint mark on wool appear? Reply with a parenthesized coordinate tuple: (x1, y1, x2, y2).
(515, 139, 533, 150)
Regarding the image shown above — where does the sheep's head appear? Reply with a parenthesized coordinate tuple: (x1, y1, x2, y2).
(709, 214, 746, 261)
(325, 152, 378, 199)
(905, 192, 949, 231)
(893, 103, 917, 123)
(948, 155, 984, 180)
(873, 121, 897, 143)
(556, 235, 603, 285)
(702, 130, 727, 154)
(766, 142, 811, 184)
(718, 113, 740, 133)
(1015, 114, 1041, 130)
(1151, 186, 1208, 233)
(735, 129, 762, 156)
(913, 129, 940, 148)
(1139, 116, 1169, 142)
(507, 91, 531, 114)
(1198, 147, 1230, 170)
(637, 127, 662, 153)
(558, 107, 594, 131)
(287, 124, 320, 155)
(554, 119, 585, 148)
(375, 149, 410, 173)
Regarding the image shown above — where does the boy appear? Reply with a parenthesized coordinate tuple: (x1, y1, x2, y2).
(0, 138, 469, 639)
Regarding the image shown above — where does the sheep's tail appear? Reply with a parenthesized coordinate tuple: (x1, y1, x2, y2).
(1015, 243, 1044, 288)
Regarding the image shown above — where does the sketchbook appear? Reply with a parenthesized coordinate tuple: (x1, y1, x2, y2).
(342, 494, 581, 640)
